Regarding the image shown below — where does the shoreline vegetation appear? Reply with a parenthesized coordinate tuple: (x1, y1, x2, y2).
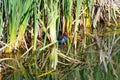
(0, 0, 120, 80)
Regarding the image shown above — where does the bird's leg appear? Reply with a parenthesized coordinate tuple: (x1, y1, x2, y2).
(63, 42, 66, 46)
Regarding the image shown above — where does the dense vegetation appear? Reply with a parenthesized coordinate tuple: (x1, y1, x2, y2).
(0, 0, 120, 80)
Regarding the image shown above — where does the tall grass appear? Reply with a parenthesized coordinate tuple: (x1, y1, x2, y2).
(0, 0, 120, 80)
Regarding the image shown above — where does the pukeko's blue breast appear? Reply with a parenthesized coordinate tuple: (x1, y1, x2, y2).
(58, 32, 68, 45)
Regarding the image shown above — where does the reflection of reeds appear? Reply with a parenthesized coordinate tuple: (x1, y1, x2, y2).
(0, 0, 120, 80)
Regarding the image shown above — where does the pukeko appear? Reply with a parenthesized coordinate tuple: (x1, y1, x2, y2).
(58, 32, 68, 45)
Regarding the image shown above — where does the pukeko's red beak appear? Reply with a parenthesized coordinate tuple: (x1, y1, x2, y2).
(64, 32, 68, 37)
